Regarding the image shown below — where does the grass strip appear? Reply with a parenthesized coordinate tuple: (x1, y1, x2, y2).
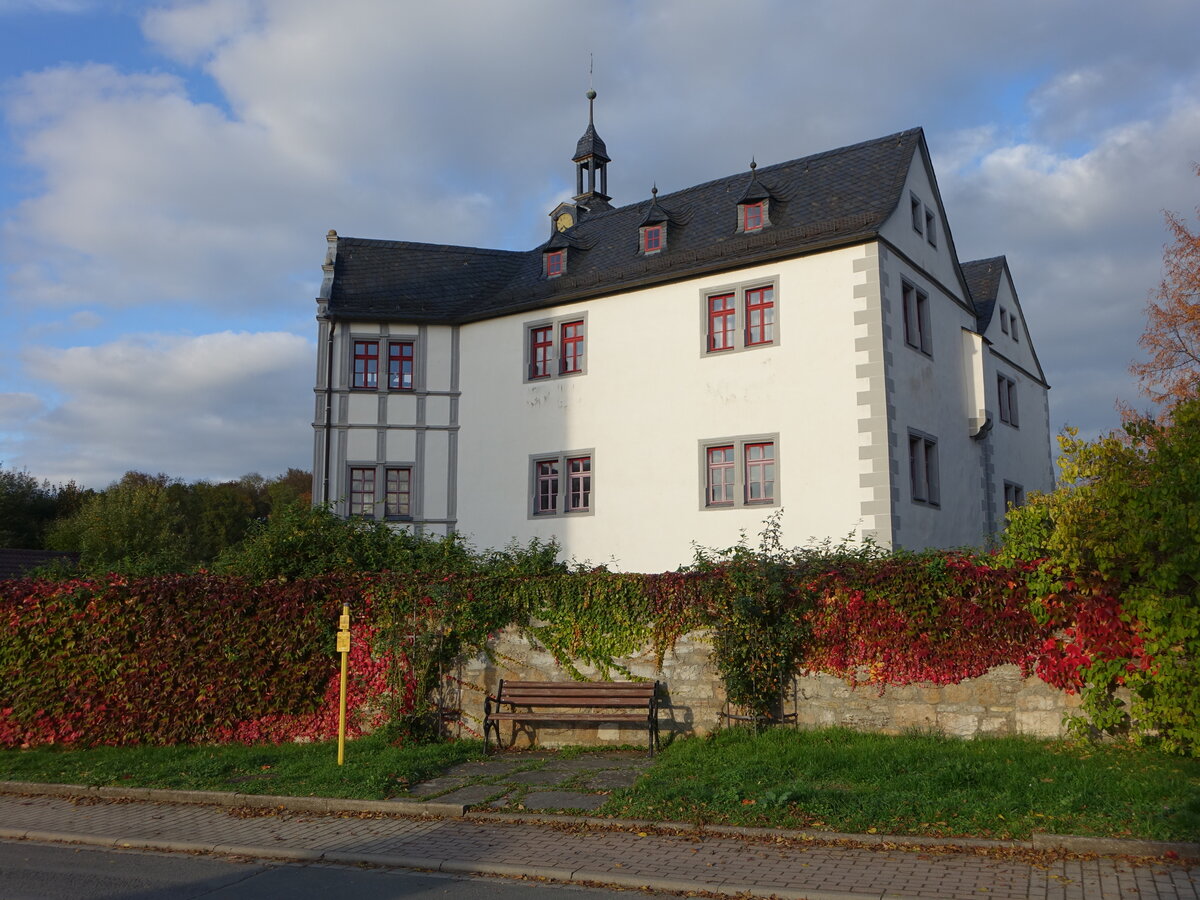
(0, 734, 484, 801)
(600, 727, 1200, 841)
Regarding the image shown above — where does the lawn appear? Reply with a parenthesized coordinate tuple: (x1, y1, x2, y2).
(600, 727, 1200, 841)
(2, 727, 1197, 841)
(0, 733, 484, 801)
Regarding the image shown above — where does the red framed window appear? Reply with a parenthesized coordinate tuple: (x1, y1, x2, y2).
(352, 341, 379, 389)
(385, 467, 411, 517)
(530, 326, 554, 379)
(388, 342, 414, 390)
(349, 467, 375, 516)
(745, 286, 774, 346)
(707, 293, 736, 352)
(567, 456, 591, 512)
(744, 442, 775, 504)
(559, 320, 584, 374)
(743, 202, 764, 231)
(534, 459, 559, 514)
(546, 250, 564, 278)
(643, 225, 663, 253)
(706, 446, 735, 506)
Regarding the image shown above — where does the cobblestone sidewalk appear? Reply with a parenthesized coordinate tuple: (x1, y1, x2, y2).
(1, 790, 1196, 900)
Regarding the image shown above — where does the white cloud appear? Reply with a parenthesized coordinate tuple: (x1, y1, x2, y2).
(0, 392, 42, 424)
(4, 0, 1200, 483)
(10, 331, 313, 486)
(141, 0, 262, 64)
(941, 101, 1200, 438)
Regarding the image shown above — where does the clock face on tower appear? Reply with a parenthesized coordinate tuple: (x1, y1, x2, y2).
(556, 212, 574, 232)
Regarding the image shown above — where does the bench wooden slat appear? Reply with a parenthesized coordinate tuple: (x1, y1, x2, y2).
(484, 679, 660, 757)
(487, 712, 649, 722)
(494, 696, 652, 710)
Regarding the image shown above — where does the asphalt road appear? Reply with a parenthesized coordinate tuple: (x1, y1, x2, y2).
(0, 840, 645, 899)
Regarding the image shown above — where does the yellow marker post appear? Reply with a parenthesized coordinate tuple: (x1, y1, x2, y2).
(336, 603, 351, 765)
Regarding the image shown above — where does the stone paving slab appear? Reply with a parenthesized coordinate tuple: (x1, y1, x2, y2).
(503, 768, 577, 786)
(399, 749, 649, 811)
(431, 784, 504, 805)
(0, 793, 1196, 900)
(521, 791, 608, 811)
(584, 769, 642, 789)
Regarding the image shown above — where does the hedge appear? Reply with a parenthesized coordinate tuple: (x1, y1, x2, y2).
(0, 553, 1144, 749)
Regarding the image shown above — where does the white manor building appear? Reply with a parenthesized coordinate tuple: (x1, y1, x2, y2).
(311, 96, 1052, 571)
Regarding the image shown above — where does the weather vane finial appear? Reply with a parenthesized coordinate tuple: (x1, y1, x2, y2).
(586, 54, 597, 115)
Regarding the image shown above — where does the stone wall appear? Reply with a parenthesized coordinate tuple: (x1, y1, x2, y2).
(445, 628, 1080, 748)
(789, 666, 1082, 739)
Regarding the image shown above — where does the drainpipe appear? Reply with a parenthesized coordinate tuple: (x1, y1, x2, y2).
(322, 320, 335, 505)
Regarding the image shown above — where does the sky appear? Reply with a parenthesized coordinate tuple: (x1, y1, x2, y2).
(1, 0, 1198, 490)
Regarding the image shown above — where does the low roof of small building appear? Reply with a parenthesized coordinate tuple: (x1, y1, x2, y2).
(0, 548, 78, 580)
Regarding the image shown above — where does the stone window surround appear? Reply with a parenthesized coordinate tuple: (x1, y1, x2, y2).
(698, 433, 780, 511)
(527, 449, 595, 520)
(345, 460, 418, 521)
(699, 276, 780, 356)
(901, 279, 932, 357)
(523, 312, 588, 383)
(908, 429, 940, 508)
(348, 332, 419, 392)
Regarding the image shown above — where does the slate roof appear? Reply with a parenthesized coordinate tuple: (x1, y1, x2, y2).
(961, 256, 1006, 331)
(574, 121, 610, 163)
(325, 128, 928, 324)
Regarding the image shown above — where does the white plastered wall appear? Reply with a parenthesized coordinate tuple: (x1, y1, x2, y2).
(456, 247, 879, 570)
(983, 271, 1055, 523)
(878, 151, 990, 549)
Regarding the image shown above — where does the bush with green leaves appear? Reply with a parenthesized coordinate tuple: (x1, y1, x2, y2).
(1001, 399, 1200, 755)
(213, 503, 564, 580)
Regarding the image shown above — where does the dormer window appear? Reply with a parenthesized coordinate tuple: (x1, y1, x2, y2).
(742, 201, 765, 232)
(641, 224, 664, 254)
(545, 250, 564, 278)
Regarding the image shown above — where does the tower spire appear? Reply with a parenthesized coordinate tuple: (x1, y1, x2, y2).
(573, 73, 611, 212)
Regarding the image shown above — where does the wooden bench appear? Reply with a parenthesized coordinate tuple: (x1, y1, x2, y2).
(483, 679, 660, 756)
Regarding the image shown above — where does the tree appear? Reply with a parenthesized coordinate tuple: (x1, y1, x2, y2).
(48, 472, 189, 575)
(1132, 165, 1200, 407)
(0, 464, 92, 549)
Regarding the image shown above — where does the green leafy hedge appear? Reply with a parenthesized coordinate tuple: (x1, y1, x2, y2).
(1, 575, 350, 747)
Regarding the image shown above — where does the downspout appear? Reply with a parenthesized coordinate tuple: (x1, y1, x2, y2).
(318, 229, 340, 507)
(322, 319, 335, 505)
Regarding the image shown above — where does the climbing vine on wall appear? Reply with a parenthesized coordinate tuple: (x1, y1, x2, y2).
(1, 533, 1161, 750)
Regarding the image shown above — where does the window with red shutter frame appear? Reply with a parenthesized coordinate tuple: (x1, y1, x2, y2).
(529, 326, 554, 379)
(560, 320, 584, 374)
(707, 293, 736, 351)
(352, 341, 379, 389)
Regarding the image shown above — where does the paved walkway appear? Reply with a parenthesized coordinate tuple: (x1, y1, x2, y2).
(403, 749, 654, 811)
(0, 757, 1197, 900)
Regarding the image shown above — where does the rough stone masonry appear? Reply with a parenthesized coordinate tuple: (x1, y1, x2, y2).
(449, 628, 1082, 748)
